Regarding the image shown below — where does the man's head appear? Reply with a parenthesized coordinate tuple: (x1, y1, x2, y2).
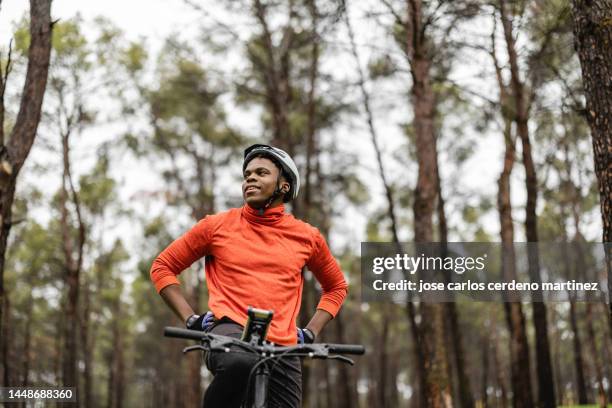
(242, 144, 300, 210)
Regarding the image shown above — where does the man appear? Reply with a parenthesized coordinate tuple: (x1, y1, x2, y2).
(150, 144, 348, 407)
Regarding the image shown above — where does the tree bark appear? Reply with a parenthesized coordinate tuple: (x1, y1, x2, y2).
(21, 297, 33, 387)
(490, 13, 535, 407)
(490, 316, 508, 408)
(480, 334, 489, 408)
(498, 1, 556, 406)
(251, 0, 294, 149)
(1, 294, 11, 386)
(60, 124, 85, 396)
(568, 301, 588, 403)
(586, 302, 608, 407)
(80, 281, 93, 408)
(107, 314, 125, 408)
(344, 6, 406, 407)
(335, 311, 359, 408)
(0, 0, 52, 381)
(402, 0, 450, 405)
(407, 0, 450, 403)
(571, 0, 612, 336)
(437, 163, 474, 408)
(560, 136, 589, 405)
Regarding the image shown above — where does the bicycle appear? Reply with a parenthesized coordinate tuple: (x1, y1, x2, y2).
(164, 311, 365, 408)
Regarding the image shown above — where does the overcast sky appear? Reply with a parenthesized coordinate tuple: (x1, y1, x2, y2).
(1, 0, 197, 43)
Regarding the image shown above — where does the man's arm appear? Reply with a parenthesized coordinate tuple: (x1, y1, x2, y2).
(304, 309, 333, 338)
(160, 284, 196, 323)
(305, 231, 349, 338)
(150, 215, 215, 322)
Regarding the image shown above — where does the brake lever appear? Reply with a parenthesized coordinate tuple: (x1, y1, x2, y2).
(183, 345, 207, 354)
(327, 355, 355, 366)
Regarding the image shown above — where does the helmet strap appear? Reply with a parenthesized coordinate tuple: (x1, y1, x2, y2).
(259, 174, 284, 215)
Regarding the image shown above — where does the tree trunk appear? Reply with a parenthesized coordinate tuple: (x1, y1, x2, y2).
(586, 303, 607, 407)
(491, 14, 535, 407)
(335, 311, 358, 408)
(559, 142, 589, 405)
(437, 163, 474, 408)
(106, 299, 126, 408)
(550, 308, 564, 407)
(480, 334, 489, 408)
(498, 2, 556, 406)
(406, 0, 450, 403)
(571, 0, 612, 336)
(60, 126, 85, 396)
(186, 273, 202, 408)
(377, 305, 390, 408)
(490, 316, 508, 408)
(21, 298, 33, 387)
(0, 0, 52, 382)
(568, 301, 588, 403)
(2, 294, 11, 386)
(80, 282, 93, 407)
(251, 0, 294, 148)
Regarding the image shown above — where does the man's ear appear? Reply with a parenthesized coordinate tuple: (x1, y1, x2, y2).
(280, 181, 290, 194)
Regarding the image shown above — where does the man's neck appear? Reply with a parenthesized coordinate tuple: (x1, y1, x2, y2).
(247, 200, 284, 212)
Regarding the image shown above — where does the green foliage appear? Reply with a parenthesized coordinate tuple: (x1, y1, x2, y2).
(11, 16, 30, 56)
(120, 42, 147, 74)
(79, 151, 117, 216)
(368, 55, 397, 79)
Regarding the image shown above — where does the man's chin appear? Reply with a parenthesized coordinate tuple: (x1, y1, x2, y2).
(244, 196, 265, 209)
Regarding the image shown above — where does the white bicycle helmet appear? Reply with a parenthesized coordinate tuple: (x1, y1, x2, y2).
(243, 144, 300, 203)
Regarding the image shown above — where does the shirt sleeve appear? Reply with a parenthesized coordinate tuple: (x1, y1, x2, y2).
(149, 216, 215, 293)
(305, 231, 348, 317)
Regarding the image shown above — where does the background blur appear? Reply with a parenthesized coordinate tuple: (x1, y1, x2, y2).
(0, 0, 610, 407)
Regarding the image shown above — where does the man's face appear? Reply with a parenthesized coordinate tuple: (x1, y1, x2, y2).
(242, 157, 289, 208)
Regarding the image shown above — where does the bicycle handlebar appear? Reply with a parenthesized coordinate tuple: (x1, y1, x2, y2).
(326, 344, 365, 355)
(165, 326, 210, 341)
(163, 327, 365, 356)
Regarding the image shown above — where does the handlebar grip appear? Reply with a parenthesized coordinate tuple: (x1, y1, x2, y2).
(164, 327, 208, 340)
(326, 344, 365, 355)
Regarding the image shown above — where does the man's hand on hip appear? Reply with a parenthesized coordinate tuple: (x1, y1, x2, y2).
(186, 311, 215, 332)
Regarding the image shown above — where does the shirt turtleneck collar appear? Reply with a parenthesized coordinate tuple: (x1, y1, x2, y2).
(242, 203, 285, 225)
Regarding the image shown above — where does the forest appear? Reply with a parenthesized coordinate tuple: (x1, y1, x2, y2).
(0, 0, 611, 407)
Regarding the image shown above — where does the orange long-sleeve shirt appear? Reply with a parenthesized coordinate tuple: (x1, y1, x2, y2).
(150, 204, 348, 345)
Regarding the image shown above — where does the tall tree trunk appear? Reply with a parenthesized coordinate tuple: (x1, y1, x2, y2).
(571, 0, 612, 336)
(0, 0, 53, 382)
(106, 300, 125, 408)
(480, 333, 489, 408)
(585, 303, 607, 407)
(560, 138, 589, 405)
(60, 126, 85, 396)
(550, 307, 564, 406)
(344, 8, 402, 408)
(404, 0, 450, 404)
(601, 302, 612, 403)
(490, 315, 508, 408)
(491, 14, 534, 408)
(2, 294, 11, 386)
(186, 271, 202, 408)
(80, 281, 93, 408)
(55, 302, 64, 386)
(568, 301, 588, 403)
(377, 305, 391, 408)
(251, 0, 294, 148)
(345, 3, 431, 406)
(437, 163, 474, 408)
(335, 311, 358, 408)
(498, 2, 556, 406)
(21, 297, 33, 387)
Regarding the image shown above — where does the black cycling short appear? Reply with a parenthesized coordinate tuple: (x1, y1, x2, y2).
(202, 319, 302, 408)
